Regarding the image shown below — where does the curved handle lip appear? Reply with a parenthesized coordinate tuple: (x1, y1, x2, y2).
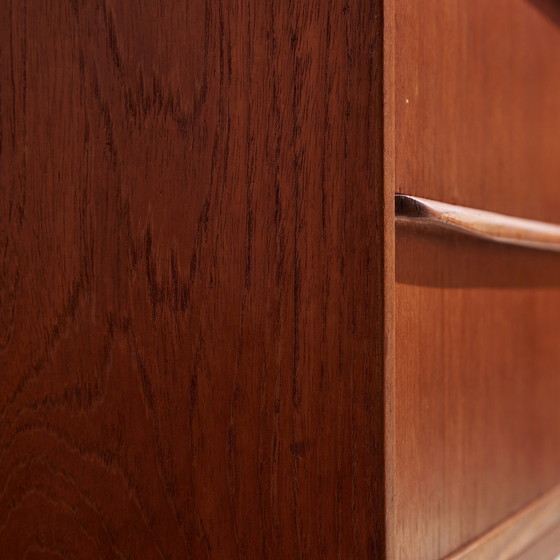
(395, 194, 560, 253)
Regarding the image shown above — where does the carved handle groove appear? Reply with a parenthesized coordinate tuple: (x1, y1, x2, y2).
(396, 195, 560, 252)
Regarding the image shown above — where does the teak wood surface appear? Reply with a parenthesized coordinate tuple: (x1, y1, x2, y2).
(396, 195, 560, 253)
(0, 1, 389, 558)
(393, 0, 560, 558)
(3, 0, 560, 558)
(395, 0, 560, 222)
(396, 224, 560, 560)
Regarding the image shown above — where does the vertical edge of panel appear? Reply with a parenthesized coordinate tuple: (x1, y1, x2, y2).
(383, 0, 397, 558)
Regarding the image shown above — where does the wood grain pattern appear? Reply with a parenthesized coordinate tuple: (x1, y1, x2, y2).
(392, 1, 560, 557)
(395, 222, 560, 560)
(395, 0, 560, 222)
(0, 1, 388, 558)
(382, 0, 397, 557)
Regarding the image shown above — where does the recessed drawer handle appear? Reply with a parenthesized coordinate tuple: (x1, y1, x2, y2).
(396, 194, 560, 253)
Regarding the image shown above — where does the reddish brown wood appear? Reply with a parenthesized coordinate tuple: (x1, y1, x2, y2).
(444, 482, 560, 560)
(395, 0, 560, 222)
(395, 223, 560, 560)
(396, 195, 560, 253)
(0, 1, 388, 558)
(512, 522, 560, 560)
(391, 1, 560, 558)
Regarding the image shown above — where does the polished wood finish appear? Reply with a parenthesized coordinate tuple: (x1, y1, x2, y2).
(392, 1, 560, 558)
(4, 0, 560, 558)
(395, 222, 560, 560)
(395, 0, 560, 222)
(513, 523, 560, 560)
(0, 1, 388, 558)
(396, 195, 560, 253)
(444, 483, 560, 560)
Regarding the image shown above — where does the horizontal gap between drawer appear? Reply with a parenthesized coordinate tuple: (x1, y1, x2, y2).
(443, 483, 560, 560)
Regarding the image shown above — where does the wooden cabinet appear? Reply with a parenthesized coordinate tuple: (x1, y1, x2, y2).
(391, 1, 560, 558)
(1, 1, 559, 558)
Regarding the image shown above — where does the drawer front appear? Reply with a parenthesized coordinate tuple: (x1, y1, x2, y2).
(395, 0, 560, 222)
(396, 225, 560, 559)
(393, 1, 560, 558)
